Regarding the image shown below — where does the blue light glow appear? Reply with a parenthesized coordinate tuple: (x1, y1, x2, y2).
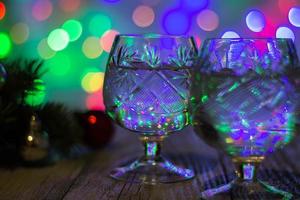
(288, 7, 300, 27)
(276, 26, 295, 41)
(181, 0, 208, 12)
(221, 31, 240, 38)
(162, 10, 191, 35)
(246, 10, 265, 32)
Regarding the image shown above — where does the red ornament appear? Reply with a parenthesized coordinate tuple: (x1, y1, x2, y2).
(77, 110, 114, 148)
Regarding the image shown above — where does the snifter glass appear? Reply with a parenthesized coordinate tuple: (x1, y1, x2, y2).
(103, 34, 197, 184)
(191, 38, 300, 199)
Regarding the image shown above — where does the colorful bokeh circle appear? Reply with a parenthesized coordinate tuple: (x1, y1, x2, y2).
(276, 26, 295, 41)
(62, 19, 83, 42)
(86, 91, 105, 111)
(246, 10, 265, 32)
(10, 23, 30, 44)
(100, 29, 119, 53)
(82, 37, 103, 59)
(0, 32, 12, 59)
(289, 7, 300, 27)
(47, 29, 70, 51)
(24, 79, 46, 106)
(89, 14, 112, 37)
(32, 0, 53, 21)
(163, 10, 191, 35)
(181, 0, 208, 12)
(38, 38, 56, 59)
(197, 9, 219, 31)
(0, 1, 5, 20)
(221, 31, 240, 38)
(81, 72, 104, 93)
(132, 5, 155, 28)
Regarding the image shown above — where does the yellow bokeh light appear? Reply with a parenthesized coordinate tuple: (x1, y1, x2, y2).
(82, 37, 103, 59)
(10, 22, 30, 44)
(27, 135, 33, 142)
(81, 72, 104, 93)
(37, 38, 56, 59)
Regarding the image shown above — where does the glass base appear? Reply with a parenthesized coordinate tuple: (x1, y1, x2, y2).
(200, 179, 293, 200)
(110, 156, 194, 184)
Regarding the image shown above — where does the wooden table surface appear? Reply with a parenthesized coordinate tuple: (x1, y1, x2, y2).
(0, 125, 300, 200)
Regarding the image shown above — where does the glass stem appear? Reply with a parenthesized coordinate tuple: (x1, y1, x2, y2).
(235, 162, 258, 182)
(233, 157, 263, 183)
(140, 136, 164, 161)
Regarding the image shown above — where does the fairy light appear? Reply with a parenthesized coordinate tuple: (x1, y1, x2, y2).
(88, 115, 97, 124)
(27, 135, 34, 142)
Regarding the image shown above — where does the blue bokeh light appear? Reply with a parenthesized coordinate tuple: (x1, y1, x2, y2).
(181, 0, 208, 12)
(162, 10, 191, 35)
(276, 26, 295, 41)
(246, 10, 265, 32)
(221, 31, 240, 38)
(289, 7, 300, 27)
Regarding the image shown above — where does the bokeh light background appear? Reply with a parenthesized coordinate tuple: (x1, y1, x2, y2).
(0, 0, 300, 110)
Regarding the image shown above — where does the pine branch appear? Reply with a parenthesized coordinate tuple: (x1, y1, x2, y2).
(1, 59, 46, 104)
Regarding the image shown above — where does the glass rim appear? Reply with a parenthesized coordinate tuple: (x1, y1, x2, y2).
(116, 33, 194, 39)
(203, 37, 294, 42)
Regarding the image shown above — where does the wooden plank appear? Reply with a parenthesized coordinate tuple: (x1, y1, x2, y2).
(1, 125, 300, 199)
(0, 157, 87, 200)
(62, 126, 232, 200)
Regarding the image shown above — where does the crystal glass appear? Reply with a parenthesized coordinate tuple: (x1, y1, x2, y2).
(191, 38, 300, 199)
(103, 34, 197, 184)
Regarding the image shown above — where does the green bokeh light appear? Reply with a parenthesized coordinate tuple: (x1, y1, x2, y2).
(0, 32, 12, 58)
(24, 79, 46, 106)
(216, 123, 231, 134)
(89, 14, 111, 36)
(47, 53, 71, 76)
(37, 38, 56, 59)
(62, 19, 82, 42)
(47, 28, 70, 51)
